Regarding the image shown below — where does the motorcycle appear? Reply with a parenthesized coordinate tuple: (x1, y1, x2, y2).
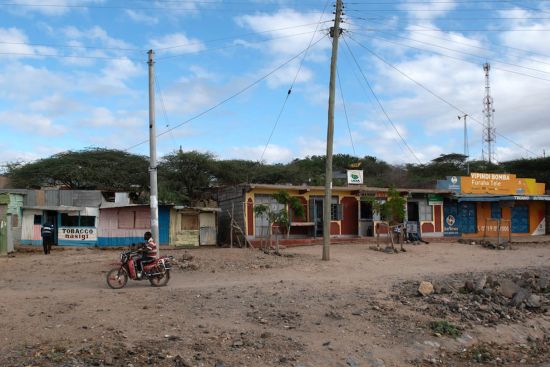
(106, 244, 173, 289)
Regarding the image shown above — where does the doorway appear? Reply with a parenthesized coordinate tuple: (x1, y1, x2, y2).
(44, 210, 58, 245)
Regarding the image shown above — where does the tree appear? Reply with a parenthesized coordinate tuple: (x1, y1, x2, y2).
(158, 150, 215, 204)
(6, 148, 149, 193)
(362, 187, 406, 225)
(253, 190, 305, 253)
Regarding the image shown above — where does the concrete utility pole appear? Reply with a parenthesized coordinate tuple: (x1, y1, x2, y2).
(323, 0, 343, 261)
(148, 49, 160, 256)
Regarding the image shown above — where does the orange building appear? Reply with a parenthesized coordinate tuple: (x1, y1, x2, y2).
(437, 173, 549, 238)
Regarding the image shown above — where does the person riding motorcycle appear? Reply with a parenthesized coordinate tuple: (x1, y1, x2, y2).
(136, 231, 157, 278)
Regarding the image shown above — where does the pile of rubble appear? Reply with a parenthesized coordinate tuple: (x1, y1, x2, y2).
(395, 269, 550, 326)
(175, 252, 199, 271)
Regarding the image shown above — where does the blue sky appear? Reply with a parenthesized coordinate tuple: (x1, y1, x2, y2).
(1, 0, 550, 167)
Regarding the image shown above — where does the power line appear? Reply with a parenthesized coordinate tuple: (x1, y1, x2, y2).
(351, 28, 550, 77)
(346, 34, 539, 157)
(350, 16, 550, 62)
(342, 36, 422, 164)
(154, 74, 178, 149)
(337, 66, 356, 155)
(124, 37, 327, 152)
(260, 0, 331, 162)
(353, 32, 550, 83)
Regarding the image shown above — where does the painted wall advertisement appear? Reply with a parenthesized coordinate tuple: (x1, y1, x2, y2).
(444, 214, 459, 236)
(347, 170, 364, 184)
(437, 173, 545, 195)
(58, 227, 97, 241)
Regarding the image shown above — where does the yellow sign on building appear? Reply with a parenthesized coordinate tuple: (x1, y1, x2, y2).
(461, 173, 545, 195)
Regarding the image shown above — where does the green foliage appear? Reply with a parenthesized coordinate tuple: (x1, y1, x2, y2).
(430, 320, 462, 338)
(158, 150, 215, 204)
(254, 190, 305, 237)
(362, 187, 406, 224)
(6, 148, 149, 192)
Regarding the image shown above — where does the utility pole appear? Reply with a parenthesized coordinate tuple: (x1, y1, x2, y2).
(323, 0, 343, 261)
(148, 49, 160, 256)
(458, 113, 469, 175)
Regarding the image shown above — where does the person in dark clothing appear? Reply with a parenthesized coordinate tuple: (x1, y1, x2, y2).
(41, 223, 55, 255)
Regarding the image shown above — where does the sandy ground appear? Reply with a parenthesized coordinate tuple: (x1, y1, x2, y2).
(1, 241, 550, 367)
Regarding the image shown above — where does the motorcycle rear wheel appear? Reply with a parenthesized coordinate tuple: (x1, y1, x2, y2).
(106, 267, 128, 289)
(149, 269, 170, 287)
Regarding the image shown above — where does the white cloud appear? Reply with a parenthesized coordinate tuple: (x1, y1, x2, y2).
(83, 107, 145, 128)
(8, 0, 105, 16)
(0, 111, 66, 136)
(125, 10, 158, 25)
(229, 144, 293, 163)
(149, 33, 205, 55)
(399, 0, 457, 21)
(235, 9, 332, 58)
(0, 27, 57, 59)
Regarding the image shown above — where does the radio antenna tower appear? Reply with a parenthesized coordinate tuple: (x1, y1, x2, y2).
(482, 62, 496, 163)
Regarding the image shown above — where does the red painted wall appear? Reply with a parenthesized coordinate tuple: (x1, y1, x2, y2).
(434, 205, 442, 232)
(341, 196, 358, 235)
(247, 198, 254, 236)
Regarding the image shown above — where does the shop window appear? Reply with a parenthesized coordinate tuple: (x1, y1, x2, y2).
(134, 210, 149, 229)
(181, 214, 199, 230)
(360, 201, 373, 220)
(61, 213, 79, 227)
(330, 204, 343, 220)
(419, 201, 433, 221)
(80, 216, 95, 227)
(118, 210, 135, 229)
(34, 215, 42, 225)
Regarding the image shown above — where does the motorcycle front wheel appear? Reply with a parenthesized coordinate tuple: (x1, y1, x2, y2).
(106, 267, 128, 289)
(149, 269, 170, 287)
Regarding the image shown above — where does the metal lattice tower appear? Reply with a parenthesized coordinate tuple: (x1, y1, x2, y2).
(482, 63, 496, 163)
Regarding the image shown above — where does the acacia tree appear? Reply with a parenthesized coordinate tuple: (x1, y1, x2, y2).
(6, 148, 149, 192)
(253, 190, 305, 253)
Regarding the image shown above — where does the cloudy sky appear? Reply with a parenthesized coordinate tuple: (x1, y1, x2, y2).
(1, 0, 549, 167)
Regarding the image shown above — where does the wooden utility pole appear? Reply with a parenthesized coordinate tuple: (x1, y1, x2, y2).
(148, 49, 160, 256)
(323, 0, 343, 261)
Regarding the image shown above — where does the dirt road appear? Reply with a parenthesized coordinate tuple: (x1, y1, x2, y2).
(1, 242, 550, 366)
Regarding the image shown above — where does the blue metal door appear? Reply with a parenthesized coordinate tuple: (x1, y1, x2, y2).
(511, 205, 529, 233)
(443, 200, 460, 236)
(459, 202, 477, 234)
(158, 207, 170, 245)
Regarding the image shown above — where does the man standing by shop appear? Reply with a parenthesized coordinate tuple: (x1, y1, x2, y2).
(41, 222, 54, 255)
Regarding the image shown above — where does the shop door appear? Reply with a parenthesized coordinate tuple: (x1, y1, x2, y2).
(407, 202, 419, 222)
(309, 197, 324, 237)
(44, 210, 58, 244)
(511, 205, 529, 233)
(459, 202, 477, 234)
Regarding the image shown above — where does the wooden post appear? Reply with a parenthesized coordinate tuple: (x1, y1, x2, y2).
(230, 202, 234, 248)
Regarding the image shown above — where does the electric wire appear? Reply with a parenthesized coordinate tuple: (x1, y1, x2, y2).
(154, 74, 178, 149)
(259, 0, 331, 162)
(346, 34, 539, 157)
(0, 21, 332, 55)
(350, 27, 550, 77)
(337, 66, 356, 155)
(351, 32, 550, 83)
(342, 36, 423, 164)
(350, 16, 550, 63)
(124, 37, 327, 152)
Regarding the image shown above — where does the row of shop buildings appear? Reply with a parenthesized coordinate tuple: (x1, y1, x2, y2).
(218, 172, 550, 243)
(1, 172, 548, 253)
(0, 189, 219, 254)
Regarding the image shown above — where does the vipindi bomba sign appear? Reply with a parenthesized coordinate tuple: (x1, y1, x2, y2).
(347, 170, 364, 184)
